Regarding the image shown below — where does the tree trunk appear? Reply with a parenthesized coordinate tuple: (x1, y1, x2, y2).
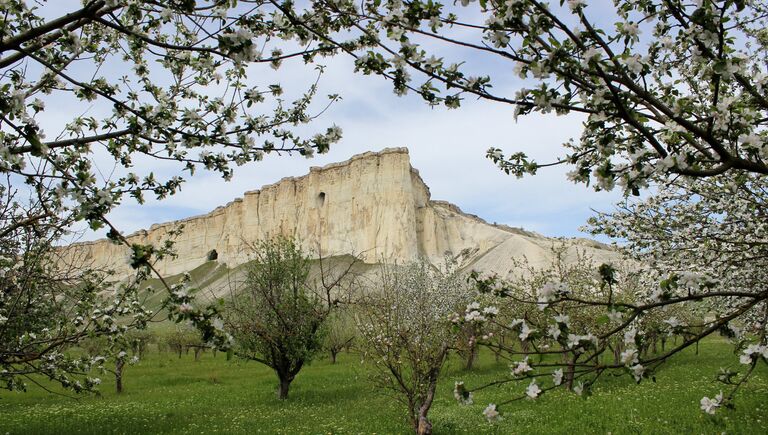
(565, 353, 576, 390)
(278, 377, 292, 400)
(413, 346, 447, 434)
(115, 360, 125, 394)
(464, 336, 477, 370)
(415, 378, 439, 434)
(416, 412, 432, 435)
(194, 347, 202, 361)
(612, 341, 622, 365)
(330, 350, 338, 364)
(494, 335, 505, 363)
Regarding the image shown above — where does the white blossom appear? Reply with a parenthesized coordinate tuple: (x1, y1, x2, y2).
(519, 321, 536, 341)
(700, 391, 723, 415)
(511, 357, 532, 377)
(620, 348, 639, 366)
(740, 344, 767, 365)
(453, 381, 473, 405)
(548, 323, 561, 340)
(526, 379, 542, 399)
(553, 314, 570, 328)
(620, 55, 644, 75)
(483, 403, 501, 422)
(567, 0, 586, 11)
(553, 369, 564, 386)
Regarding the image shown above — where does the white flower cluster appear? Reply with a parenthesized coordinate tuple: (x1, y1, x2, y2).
(483, 403, 501, 422)
(567, 0, 586, 11)
(464, 302, 498, 324)
(566, 333, 597, 353)
(537, 280, 570, 310)
(219, 28, 261, 63)
(552, 369, 564, 386)
(453, 381, 473, 405)
(739, 344, 768, 365)
(510, 357, 532, 377)
(509, 319, 536, 341)
(700, 391, 723, 415)
(620, 328, 645, 380)
(526, 379, 541, 399)
(662, 317, 685, 335)
(620, 348, 639, 366)
(547, 314, 571, 340)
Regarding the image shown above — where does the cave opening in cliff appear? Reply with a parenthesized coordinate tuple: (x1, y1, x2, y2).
(207, 249, 218, 261)
(317, 192, 326, 207)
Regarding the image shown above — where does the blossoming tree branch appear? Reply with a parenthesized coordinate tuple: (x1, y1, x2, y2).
(277, 0, 768, 189)
(0, 0, 344, 391)
(265, 0, 768, 421)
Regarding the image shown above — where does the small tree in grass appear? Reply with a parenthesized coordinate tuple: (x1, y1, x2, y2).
(82, 336, 142, 394)
(357, 261, 475, 435)
(324, 309, 356, 364)
(125, 329, 155, 360)
(162, 326, 202, 360)
(224, 236, 355, 399)
(94, 348, 140, 395)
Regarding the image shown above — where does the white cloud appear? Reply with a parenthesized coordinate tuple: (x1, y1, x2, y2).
(32, 3, 622, 243)
(83, 71, 620, 242)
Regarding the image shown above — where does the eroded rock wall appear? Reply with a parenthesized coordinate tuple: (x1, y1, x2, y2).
(65, 148, 425, 277)
(63, 147, 617, 280)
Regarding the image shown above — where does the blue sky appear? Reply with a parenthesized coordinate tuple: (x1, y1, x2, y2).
(31, 2, 625, 243)
(91, 53, 623, 242)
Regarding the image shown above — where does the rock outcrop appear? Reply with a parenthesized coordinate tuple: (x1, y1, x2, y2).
(63, 148, 616, 279)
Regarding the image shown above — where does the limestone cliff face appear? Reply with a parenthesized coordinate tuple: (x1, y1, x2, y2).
(64, 148, 616, 279)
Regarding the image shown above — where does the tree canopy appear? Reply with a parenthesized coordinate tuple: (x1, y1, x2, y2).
(271, 0, 768, 192)
(0, 0, 350, 355)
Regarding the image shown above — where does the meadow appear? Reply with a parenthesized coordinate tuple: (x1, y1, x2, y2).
(1, 337, 766, 435)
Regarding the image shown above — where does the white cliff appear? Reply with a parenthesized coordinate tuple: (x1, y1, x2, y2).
(63, 148, 616, 279)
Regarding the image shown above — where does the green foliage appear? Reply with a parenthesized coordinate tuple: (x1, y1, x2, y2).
(224, 236, 337, 399)
(161, 326, 203, 358)
(124, 329, 157, 359)
(323, 309, 357, 363)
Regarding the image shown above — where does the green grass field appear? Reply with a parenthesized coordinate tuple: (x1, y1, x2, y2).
(1, 337, 766, 434)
